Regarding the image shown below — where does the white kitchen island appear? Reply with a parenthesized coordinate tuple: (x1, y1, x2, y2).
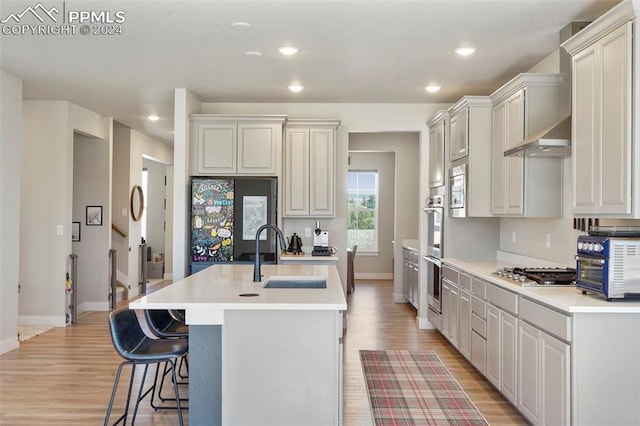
(130, 263, 347, 426)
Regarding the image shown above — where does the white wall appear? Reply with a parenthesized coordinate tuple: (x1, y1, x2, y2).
(346, 150, 395, 278)
(172, 89, 201, 280)
(0, 71, 22, 354)
(177, 102, 445, 293)
(20, 101, 109, 327)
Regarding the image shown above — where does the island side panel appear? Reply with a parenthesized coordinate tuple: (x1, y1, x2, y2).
(572, 312, 640, 425)
(222, 309, 342, 425)
(189, 325, 222, 426)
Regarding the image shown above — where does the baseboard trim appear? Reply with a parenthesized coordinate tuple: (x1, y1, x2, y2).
(417, 316, 435, 330)
(355, 272, 393, 280)
(393, 293, 408, 303)
(0, 335, 19, 355)
(78, 301, 109, 314)
(18, 315, 66, 327)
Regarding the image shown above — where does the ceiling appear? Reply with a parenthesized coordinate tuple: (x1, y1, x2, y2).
(0, 0, 621, 144)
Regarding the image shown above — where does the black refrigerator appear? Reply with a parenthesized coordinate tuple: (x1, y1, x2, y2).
(190, 177, 278, 274)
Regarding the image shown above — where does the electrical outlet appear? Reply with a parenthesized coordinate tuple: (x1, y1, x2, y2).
(122, 208, 128, 217)
(545, 233, 551, 248)
(56, 225, 64, 236)
(305, 227, 312, 238)
(512, 231, 516, 244)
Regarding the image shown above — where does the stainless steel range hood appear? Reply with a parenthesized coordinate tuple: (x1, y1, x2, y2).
(504, 115, 571, 158)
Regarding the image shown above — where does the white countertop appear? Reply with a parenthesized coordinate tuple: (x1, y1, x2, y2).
(443, 257, 640, 314)
(130, 264, 347, 325)
(402, 239, 419, 252)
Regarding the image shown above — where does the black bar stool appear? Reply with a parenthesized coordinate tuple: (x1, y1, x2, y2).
(104, 307, 188, 426)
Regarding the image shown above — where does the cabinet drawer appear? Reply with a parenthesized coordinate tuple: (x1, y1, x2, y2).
(427, 307, 442, 331)
(459, 273, 472, 292)
(471, 295, 486, 319)
(442, 265, 458, 283)
(471, 277, 487, 299)
(487, 283, 518, 315)
(520, 297, 572, 342)
(471, 313, 487, 338)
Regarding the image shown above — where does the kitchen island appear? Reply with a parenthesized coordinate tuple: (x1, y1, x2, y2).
(441, 256, 640, 425)
(130, 263, 347, 426)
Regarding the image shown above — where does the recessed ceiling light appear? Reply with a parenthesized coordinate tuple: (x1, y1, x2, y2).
(455, 46, 477, 56)
(279, 46, 299, 56)
(245, 51, 262, 57)
(231, 22, 251, 30)
(288, 84, 304, 92)
(147, 114, 160, 121)
(425, 85, 441, 93)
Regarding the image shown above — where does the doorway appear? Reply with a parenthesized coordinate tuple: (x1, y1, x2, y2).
(142, 158, 168, 287)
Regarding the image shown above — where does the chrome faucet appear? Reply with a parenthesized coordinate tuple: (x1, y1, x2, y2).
(253, 224, 287, 282)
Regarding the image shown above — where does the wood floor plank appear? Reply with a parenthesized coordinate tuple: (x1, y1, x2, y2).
(0, 279, 525, 425)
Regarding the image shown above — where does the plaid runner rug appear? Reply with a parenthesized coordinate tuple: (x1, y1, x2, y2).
(360, 350, 489, 425)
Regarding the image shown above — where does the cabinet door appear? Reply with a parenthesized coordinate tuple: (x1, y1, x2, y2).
(518, 321, 541, 425)
(309, 128, 335, 216)
(541, 332, 570, 426)
(449, 284, 459, 348)
(500, 311, 518, 405)
(284, 128, 310, 216)
(441, 281, 451, 339)
(195, 123, 237, 174)
(572, 44, 599, 213)
(450, 108, 469, 161)
(237, 124, 279, 174)
(491, 102, 506, 214)
(486, 305, 500, 387)
(505, 90, 525, 215)
(458, 289, 472, 360)
(598, 23, 631, 214)
(429, 122, 445, 188)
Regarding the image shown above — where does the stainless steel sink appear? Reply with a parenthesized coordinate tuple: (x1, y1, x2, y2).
(263, 276, 327, 289)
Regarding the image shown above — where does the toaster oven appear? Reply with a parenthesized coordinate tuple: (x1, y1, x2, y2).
(575, 235, 640, 300)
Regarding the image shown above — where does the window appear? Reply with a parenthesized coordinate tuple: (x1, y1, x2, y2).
(347, 171, 378, 252)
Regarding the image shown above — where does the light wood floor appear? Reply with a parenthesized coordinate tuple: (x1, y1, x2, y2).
(0, 280, 526, 425)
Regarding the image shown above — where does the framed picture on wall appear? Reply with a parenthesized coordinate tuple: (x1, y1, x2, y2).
(71, 222, 81, 242)
(86, 206, 103, 226)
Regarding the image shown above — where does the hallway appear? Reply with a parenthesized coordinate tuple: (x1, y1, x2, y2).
(0, 280, 525, 424)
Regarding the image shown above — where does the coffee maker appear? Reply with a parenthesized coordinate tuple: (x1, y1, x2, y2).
(312, 221, 331, 256)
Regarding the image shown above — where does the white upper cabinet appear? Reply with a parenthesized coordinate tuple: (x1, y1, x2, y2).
(284, 120, 340, 217)
(427, 111, 448, 188)
(190, 115, 286, 176)
(448, 96, 493, 217)
(490, 74, 563, 217)
(449, 107, 469, 162)
(563, 2, 633, 216)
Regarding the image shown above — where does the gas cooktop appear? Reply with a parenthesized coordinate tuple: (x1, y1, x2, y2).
(494, 267, 576, 287)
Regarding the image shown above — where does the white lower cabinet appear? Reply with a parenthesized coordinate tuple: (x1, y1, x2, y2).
(486, 304, 500, 387)
(441, 280, 452, 340)
(458, 289, 472, 360)
(518, 315, 571, 425)
(485, 304, 518, 406)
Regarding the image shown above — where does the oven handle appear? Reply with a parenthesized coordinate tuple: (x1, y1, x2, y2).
(575, 255, 605, 266)
(423, 255, 442, 267)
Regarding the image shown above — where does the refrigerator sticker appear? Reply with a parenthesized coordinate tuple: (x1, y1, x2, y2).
(243, 196, 268, 240)
(191, 178, 234, 262)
